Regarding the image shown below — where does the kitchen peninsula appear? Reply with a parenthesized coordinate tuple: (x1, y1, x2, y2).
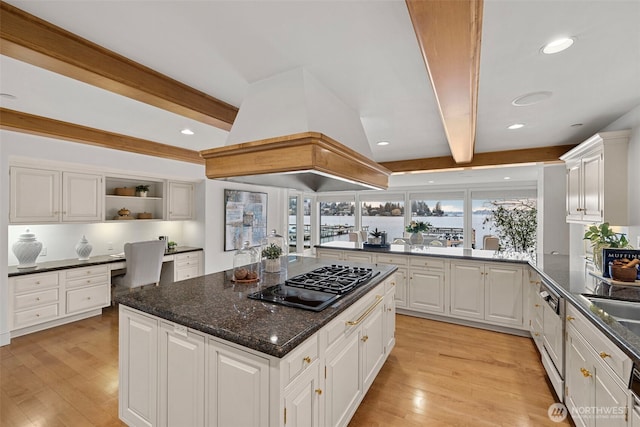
(115, 256, 397, 427)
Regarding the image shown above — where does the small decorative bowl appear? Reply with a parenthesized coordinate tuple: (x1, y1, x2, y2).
(611, 265, 639, 282)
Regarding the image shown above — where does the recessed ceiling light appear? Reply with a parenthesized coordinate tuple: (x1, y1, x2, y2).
(377, 141, 390, 146)
(180, 128, 194, 135)
(428, 180, 434, 184)
(512, 91, 552, 106)
(542, 37, 575, 54)
(507, 123, 525, 130)
(504, 176, 511, 180)
(0, 93, 17, 100)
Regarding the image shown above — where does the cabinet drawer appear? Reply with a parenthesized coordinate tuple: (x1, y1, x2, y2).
(13, 272, 59, 294)
(283, 335, 319, 385)
(375, 254, 407, 265)
(14, 288, 59, 310)
(66, 284, 110, 314)
(566, 304, 632, 383)
(66, 273, 109, 289)
(176, 266, 199, 281)
(175, 252, 200, 262)
(176, 258, 199, 269)
(64, 265, 108, 280)
(13, 303, 59, 329)
(409, 256, 445, 270)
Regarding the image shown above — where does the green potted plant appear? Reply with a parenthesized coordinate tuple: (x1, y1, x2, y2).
(584, 222, 630, 272)
(135, 184, 149, 197)
(262, 243, 283, 272)
(369, 228, 383, 245)
(167, 241, 177, 251)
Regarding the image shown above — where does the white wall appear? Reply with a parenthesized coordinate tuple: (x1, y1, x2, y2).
(538, 163, 570, 255)
(1, 130, 288, 345)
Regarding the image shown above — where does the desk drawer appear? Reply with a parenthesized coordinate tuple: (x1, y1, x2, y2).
(13, 272, 59, 294)
(176, 258, 199, 269)
(64, 265, 108, 280)
(13, 304, 59, 329)
(409, 256, 445, 270)
(14, 288, 59, 310)
(66, 273, 109, 289)
(66, 285, 110, 314)
(175, 252, 200, 262)
(176, 266, 199, 281)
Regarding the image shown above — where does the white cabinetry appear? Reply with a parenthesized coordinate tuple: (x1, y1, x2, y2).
(105, 176, 164, 221)
(174, 251, 202, 281)
(376, 254, 408, 307)
(408, 256, 447, 315)
(167, 181, 195, 220)
(63, 265, 110, 315)
(450, 260, 524, 328)
(565, 304, 631, 427)
(10, 166, 103, 223)
(316, 248, 343, 261)
(560, 130, 630, 225)
(9, 271, 60, 330)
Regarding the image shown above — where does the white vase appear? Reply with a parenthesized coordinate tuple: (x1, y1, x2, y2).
(409, 232, 424, 245)
(12, 229, 42, 269)
(75, 235, 93, 260)
(265, 258, 281, 273)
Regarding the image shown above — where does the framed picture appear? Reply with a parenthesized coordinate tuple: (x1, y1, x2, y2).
(224, 189, 267, 251)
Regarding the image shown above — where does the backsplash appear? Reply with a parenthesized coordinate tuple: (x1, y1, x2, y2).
(8, 222, 186, 266)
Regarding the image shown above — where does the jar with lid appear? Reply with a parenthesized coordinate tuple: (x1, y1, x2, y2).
(262, 229, 287, 273)
(233, 241, 260, 282)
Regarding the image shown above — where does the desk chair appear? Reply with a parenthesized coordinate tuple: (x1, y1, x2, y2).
(112, 240, 166, 293)
(483, 235, 500, 251)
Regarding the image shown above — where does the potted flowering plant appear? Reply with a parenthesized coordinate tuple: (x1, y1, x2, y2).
(262, 243, 283, 272)
(405, 220, 431, 245)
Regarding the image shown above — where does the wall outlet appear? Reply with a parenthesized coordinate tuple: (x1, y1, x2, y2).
(107, 242, 114, 251)
(40, 247, 47, 257)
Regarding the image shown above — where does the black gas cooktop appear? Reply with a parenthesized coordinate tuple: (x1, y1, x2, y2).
(248, 264, 379, 311)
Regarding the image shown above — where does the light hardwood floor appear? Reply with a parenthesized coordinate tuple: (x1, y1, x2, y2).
(1, 307, 571, 426)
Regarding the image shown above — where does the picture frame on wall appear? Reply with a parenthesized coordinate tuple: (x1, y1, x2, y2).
(224, 189, 267, 251)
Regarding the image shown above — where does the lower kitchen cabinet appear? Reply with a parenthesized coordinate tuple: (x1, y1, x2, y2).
(450, 261, 485, 320)
(325, 329, 362, 427)
(408, 267, 446, 314)
(565, 304, 632, 427)
(283, 361, 321, 427)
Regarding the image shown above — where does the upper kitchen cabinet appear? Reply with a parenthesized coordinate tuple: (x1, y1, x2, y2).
(10, 166, 103, 224)
(167, 181, 194, 220)
(560, 130, 630, 225)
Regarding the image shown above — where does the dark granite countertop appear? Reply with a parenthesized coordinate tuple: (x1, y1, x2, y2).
(8, 246, 202, 277)
(316, 241, 532, 265)
(115, 256, 396, 358)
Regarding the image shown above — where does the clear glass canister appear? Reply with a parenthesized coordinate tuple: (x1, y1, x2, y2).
(262, 229, 287, 273)
(233, 241, 260, 282)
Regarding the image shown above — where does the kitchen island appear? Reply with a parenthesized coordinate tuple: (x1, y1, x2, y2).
(115, 256, 397, 427)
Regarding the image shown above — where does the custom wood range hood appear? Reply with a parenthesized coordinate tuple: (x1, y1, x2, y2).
(200, 68, 390, 192)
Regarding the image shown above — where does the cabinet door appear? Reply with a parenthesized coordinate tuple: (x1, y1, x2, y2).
(484, 264, 523, 327)
(594, 367, 627, 427)
(159, 323, 206, 427)
(168, 181, 194, 220)
(325, 331, 362, 427)
(450, 262, 484, 320)
(119, 307, 159, 427)
(384, 290, 396, 353)
(566, 161, 583, 221)
(565, 326, 595, 427)
(343, 252, 372, 263)
(316, 249, 343, 261)
(361, 301, 386, 393)
(207, 340, 269, 427)
(62, 172, 103, 222)
(408, 268, 446, 314)
(542, 306, 563, 371)
(581, 151, 603, 223)
(283, 362, 321, 427)
(10, 167, 60, 223)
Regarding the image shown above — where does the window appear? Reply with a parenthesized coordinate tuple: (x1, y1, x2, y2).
(360, 194, 405, 241)
(472, 189, 537, 251)
(288, 195, 312, 252)
(319, 196, 355, 244)
(409, 192, 465, 247)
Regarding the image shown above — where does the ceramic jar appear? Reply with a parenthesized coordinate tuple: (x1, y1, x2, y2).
(75, 235, 93, 260)
(262, 229, 287, 273)
(12, 228, 42, 269)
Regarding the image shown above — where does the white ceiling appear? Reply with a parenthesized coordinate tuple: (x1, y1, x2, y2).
(1, 0, 639, 183)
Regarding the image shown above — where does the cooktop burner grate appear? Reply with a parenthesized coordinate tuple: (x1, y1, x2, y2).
(285, 265, 378, 294)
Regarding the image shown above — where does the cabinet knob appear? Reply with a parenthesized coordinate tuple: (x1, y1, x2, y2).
(534, 304, 540, 308)
(315, 389, 323, 395)
(36, 313, 40, 317)
(361, 335, 369, 342)
(566, 316, 575, 321)
(599, 352, 611, 359)
(303, 356, 311, 364)
(390, 281, 396, 286)
(580, 367, 592, 378)
(534, 332, 539, 336)
(35, 281, 40, 285)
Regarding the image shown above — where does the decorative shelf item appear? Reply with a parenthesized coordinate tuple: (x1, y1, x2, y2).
(75, 235, 93, 260)
(115, 187, 136, 196)
(12, 228, 43, 269)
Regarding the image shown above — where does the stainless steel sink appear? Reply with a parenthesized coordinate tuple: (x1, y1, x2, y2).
(617, 319, 640, 336)
(582, 295, 640, 321)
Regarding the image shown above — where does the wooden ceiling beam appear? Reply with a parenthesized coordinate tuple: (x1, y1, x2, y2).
(0, 1, 237, 131)
(0, 108, 204, 165)
(406, 0, 483, 164)
(380, 144, 577, 173)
